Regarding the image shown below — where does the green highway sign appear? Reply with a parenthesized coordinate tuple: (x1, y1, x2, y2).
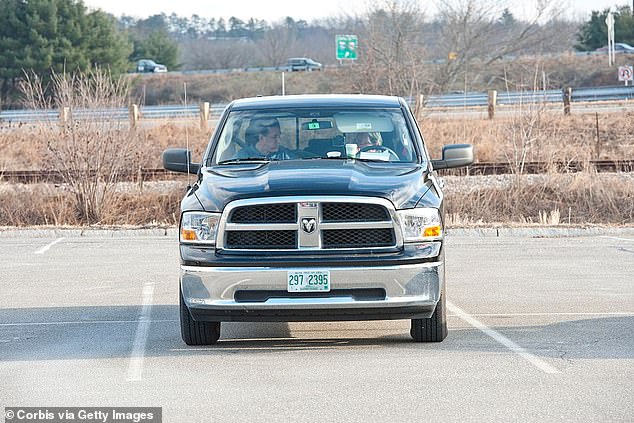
(336, 35, 358, 60)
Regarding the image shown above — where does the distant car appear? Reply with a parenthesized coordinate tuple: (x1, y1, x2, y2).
(287, 57, 323, 72)
(595, 43, 634, 54)
(136, 59, 168, 73)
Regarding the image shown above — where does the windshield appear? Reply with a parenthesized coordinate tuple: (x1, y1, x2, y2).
(208, 108, 420, 165)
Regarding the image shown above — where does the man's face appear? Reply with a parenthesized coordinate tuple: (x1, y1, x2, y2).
(256, 126, 281, 154)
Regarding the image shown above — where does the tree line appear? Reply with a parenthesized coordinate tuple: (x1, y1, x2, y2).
(0, 0, 630, 106)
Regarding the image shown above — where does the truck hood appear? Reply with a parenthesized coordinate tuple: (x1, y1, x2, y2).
(192, 160, 434, 211)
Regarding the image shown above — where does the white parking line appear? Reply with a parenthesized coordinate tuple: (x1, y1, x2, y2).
(127, 282, 155, 382)
(600, 236, 634, 242)
(34, 237, 64, 254)
(446, 301, 561, 374)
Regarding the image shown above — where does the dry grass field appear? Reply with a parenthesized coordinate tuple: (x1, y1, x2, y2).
(0, 123, 212, 171)
(1, 108, 633, 227)
(2, 110, 632, 170)
(418, 109, 634, 163)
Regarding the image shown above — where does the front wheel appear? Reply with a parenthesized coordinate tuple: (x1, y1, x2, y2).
(410, 290, 447, 342)
(180, 286, 221, 345)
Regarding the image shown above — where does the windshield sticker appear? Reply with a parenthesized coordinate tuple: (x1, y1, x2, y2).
(356, 123, 372, 130)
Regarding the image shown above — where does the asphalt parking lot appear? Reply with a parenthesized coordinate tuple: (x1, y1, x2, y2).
(1, 232, 632, 422)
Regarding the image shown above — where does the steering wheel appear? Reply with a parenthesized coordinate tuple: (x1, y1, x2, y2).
(357, 145, 400, 161)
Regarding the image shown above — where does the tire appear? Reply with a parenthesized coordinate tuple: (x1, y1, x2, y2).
(180, 286, 221, 345)
(410, 289, 448, 342)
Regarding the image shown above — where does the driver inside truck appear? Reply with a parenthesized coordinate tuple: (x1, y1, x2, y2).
(236, 117, 295, 160)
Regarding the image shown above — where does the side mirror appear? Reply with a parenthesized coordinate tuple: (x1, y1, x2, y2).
(162, 148, 201, 174)
(431, 144, 473, 170)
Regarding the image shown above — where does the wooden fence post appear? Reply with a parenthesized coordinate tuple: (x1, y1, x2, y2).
(59, 107, 71, 126)
(200, 102, 210, 130)
(487, 90, 497, 119)
(415, 94, 424, 117)
(563, 87, 572, 116)
(129, 104, 139, 128)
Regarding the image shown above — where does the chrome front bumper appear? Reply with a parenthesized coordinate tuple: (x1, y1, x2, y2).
(181, 260, 444, 322)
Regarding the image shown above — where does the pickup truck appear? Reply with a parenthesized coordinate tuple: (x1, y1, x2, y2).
(163, 94, 473, 345)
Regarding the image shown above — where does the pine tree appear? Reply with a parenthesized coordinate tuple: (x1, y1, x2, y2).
(0, 0, 132, 103)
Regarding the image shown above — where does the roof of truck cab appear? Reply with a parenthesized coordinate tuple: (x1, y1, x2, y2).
(229, 94, 404, 110)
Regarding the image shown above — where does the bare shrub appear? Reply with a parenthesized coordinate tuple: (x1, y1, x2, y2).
(0, 185, 80, 226)
(100, 191, 182, 226)
(0, 185, 181, 227)
(20, 68, 141, 224)
(444, 173, 634, 225)
(503, 102, 545, 175)
(0, 125, 49, 171)
(499, 64, 552, 176)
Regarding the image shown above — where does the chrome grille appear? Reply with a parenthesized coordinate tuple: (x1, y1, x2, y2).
(219, 197, 400, 251)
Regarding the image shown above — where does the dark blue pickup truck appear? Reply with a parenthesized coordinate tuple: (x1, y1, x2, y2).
(163, 94, 473, 345)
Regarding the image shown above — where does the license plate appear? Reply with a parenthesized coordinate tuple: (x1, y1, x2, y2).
(287, 270, 330, 292)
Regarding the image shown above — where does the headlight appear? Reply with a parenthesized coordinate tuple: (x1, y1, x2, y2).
(396, 208, 442, 242)
(180, 212, 220, 245)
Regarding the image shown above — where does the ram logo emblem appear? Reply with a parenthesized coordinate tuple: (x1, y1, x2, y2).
(301, 218, 316, 234)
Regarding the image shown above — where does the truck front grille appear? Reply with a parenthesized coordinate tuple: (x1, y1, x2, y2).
(230, 203, 296, 223)
(322, 203, 389, 222)
(322, 229, 395, 249)
(219, 197, 399, 252)
(225, 230, 297, 249)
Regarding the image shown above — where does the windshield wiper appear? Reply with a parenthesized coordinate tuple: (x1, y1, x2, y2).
(303, 156, 347, 160)
(217, 158, 270, 165)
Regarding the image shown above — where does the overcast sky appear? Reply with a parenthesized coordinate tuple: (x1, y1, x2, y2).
(81, 0, 631, 23)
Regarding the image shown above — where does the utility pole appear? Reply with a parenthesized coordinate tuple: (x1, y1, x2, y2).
(606, 11, 615, 66)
